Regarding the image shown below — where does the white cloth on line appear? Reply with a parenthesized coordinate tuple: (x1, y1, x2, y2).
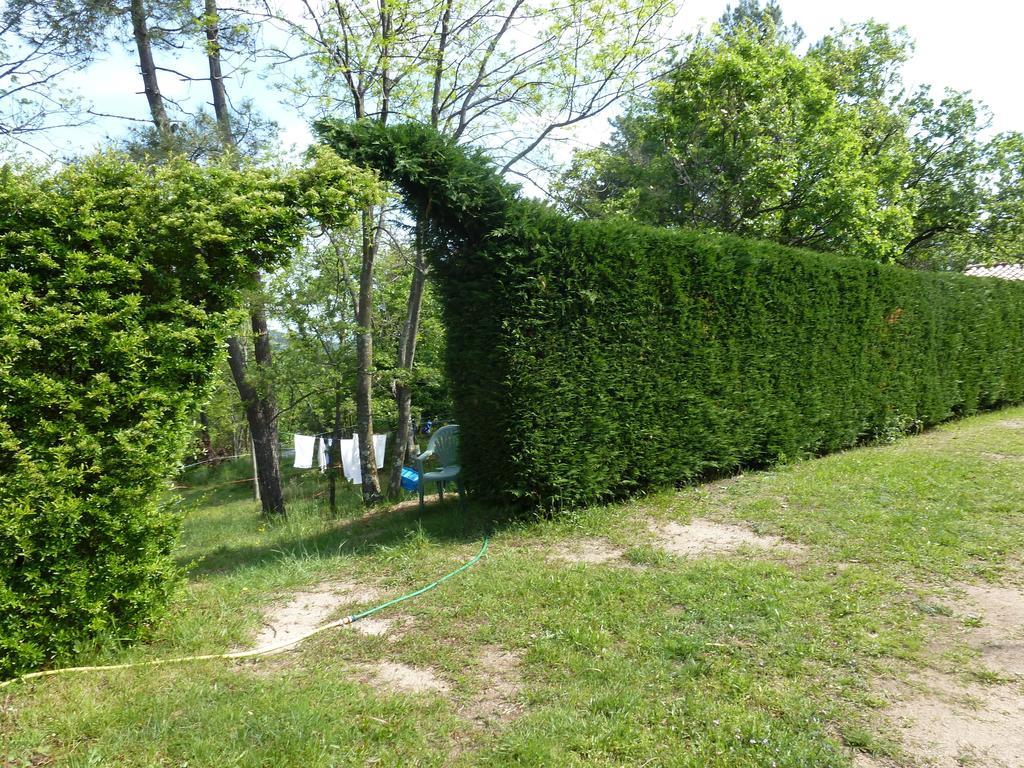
(341, 435, 361, 484)
(318, 437, 332, 473)
(293, 434, 315, 469)
(339, 433, 389, 483)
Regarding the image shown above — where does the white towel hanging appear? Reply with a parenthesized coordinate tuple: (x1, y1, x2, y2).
(293, 434, 315, 469)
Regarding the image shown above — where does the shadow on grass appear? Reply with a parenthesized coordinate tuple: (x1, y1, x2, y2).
(175, 457, 773, 580)
(179, 494, 524, 579)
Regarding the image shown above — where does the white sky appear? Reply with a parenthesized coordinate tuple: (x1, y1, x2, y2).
(16, 0, 1024, 165)
(686, 0, 1024, 136)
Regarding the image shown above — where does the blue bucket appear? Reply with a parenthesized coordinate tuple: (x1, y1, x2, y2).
(400, 467, 420, 492)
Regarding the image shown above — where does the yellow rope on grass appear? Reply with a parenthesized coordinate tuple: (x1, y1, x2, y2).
(1, 536, 489, 689)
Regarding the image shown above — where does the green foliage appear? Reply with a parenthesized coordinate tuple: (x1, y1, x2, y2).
(470, 220, 1024, 508)
(899, 90, 989, 267)
(0, 150, 378, 677)
(559, 17, 916, 262)
(560, 9, 1024, 270)
(372, 258, 452, 420)
(263, 216, 450, 440)
(192, 357, 248, 459)
(982, 132, 1024, 260)
(317, 120, 516, 248)
(120, 107, 279, 165)
(322, 121, 1024, 511)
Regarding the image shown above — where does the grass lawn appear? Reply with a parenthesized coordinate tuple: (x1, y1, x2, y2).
(3, 408, 1024, 767)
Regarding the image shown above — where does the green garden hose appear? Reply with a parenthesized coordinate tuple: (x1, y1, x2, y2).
(0, 536, 489, 689)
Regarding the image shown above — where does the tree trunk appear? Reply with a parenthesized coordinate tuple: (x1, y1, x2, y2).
(387, 200, 431, 498)
(226, 295, 286, 517)
(249, 433, 260, 502)
(129, 0, 172, 137)
(226, 323, 287, 515)
(387, 384, 414, 499)
(206, 0, 287, 515)
(356, 208, 382, 503)
(203, 0, 234, 149)
(329, 386, 343, 516)
(385, 24, 450, 499)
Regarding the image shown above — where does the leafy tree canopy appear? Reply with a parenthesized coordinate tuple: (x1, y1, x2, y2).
(559, 2, 1024, 269)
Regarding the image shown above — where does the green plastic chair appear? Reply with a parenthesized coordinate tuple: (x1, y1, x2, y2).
(416, 424, 463, 510)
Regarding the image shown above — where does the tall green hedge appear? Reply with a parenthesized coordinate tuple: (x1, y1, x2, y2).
(0, 151, 376, 677)
(321, 121, 1024, 510)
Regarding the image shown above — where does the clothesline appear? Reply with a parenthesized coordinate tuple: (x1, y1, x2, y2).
(293, 432, 389, 484)
(180, 417, 456, 471)
(277, 415, 455, 441)
(179, 452, 250, 470)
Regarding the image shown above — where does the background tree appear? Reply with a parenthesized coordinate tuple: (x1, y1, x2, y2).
(980, 132, 1024, 261)
(189, 358, 250, 461)
(559, 10, 915, 260)
(805, 19, 1024, 268)
(6, 0, 184, 139)
(717, 0, 802, 44)
(261, 0, 675, 497)
(269, 225, 361, 515)
(559, 2, 1024, 269)
(267, 213, 451, 511)
(0, 1, 107, 148)
(898, 90, 990, 268)
(4, 0, 315, 516)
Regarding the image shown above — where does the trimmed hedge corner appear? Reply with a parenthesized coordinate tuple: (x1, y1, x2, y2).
(321, 121, 1024, 510)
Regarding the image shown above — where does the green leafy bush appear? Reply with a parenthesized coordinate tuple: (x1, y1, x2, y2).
(321, 121, 1024, 510)
(0, 152, 377, 677)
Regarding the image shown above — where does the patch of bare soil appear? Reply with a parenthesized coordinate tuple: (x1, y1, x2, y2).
(997, 419, 1024, 429)
(355, 661, 449, 694)
(851, 753, 897, 768)
(883, 670, 1024, 767)
(868, 582, 1024, 767)
(548, 537, 626, 565)
(979, 451, 1023, 462)
(648, 519, 804, 558)
(447, 644, 526, 760)
(389, 493, 444, 512)
(351, 614, 413, 640)
(463, 645, 524, 725)
(246, 580, 382, 652)
(960, 583, 1024, 679)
